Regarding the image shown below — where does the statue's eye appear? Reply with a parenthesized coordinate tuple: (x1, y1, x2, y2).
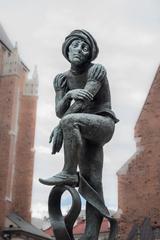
(83, 46, 89, 52)
(72, 42, 79, 48)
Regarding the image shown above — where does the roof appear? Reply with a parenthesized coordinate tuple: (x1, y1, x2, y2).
(0, 23, 13, 51)
(117, 153, 137, 175)
(44, 218, 109, 236)
(2, 213, 52, 240)
(0, 23, 30, 72)
(73, 218, 109, 235)
(135, 64, 160, 129)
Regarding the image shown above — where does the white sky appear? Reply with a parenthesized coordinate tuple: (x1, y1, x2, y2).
(0, 0, 160, 219)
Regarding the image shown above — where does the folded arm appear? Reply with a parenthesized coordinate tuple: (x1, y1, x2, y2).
(56, 64, 106, 118)
(50, 65, 107, 154)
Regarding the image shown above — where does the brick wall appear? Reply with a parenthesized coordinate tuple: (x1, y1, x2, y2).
(0, 45, 4, 73)
(13, 95, 37, 221)
(0, 74, 20, 229)
(117, 66, 160, 239)
(0, 39, 38, 228)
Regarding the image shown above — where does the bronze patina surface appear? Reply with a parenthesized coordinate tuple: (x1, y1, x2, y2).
(39, 29, 118, 240)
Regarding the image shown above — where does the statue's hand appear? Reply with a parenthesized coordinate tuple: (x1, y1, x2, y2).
(67, 89, 93, 101)
(54, 73, 66, 90)
(49, 125, 63, 154)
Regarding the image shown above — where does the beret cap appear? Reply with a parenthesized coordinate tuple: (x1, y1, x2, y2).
(62, 29, 99, 62)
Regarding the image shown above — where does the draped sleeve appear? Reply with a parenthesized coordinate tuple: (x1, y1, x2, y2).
(84, 64, 106, 98)
(53, 73, 68, 92)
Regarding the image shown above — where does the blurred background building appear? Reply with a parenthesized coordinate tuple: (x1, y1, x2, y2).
(0, 24, 50, 240)
(44, 210, 110, 240)
(117, 66, 160, 239)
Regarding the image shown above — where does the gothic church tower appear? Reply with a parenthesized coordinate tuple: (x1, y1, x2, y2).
(0, 24, 38, 229)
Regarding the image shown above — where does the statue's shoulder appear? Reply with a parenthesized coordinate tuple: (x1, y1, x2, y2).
(53, 71, 68, 91)
(89, 63, 106, 71)
(88, 63, 107, 82)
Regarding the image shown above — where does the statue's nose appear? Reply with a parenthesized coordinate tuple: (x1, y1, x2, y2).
(76, 45, 82, 53)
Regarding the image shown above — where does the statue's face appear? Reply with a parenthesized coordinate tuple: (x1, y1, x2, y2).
(68, 39, 90, 65)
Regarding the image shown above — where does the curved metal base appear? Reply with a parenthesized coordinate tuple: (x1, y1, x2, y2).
(48, 185, 81, 240)
(48, 174, 118, 240)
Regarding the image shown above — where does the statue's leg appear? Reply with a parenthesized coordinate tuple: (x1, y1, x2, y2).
(61, 113, 115, 240)
(40, 113, 114, 186)
(79, 143, 104, 240)
(60, 113, 114, 176)
(61, 114, 85, 175)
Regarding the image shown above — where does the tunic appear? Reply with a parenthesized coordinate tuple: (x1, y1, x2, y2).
(54, 63, 119, 123)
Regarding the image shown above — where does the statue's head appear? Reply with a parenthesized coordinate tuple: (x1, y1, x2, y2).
(62, 30, 99, 65)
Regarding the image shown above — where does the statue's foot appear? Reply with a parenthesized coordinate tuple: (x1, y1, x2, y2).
(39, 171, 79, 186)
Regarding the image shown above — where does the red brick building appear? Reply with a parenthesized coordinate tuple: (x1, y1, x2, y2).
(44, 218, 110, 240)
(0, 24, 38, 230)
(117, 66, 160, 239)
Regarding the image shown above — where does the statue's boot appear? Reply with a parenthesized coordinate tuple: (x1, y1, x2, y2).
(39, 171, 78, 186)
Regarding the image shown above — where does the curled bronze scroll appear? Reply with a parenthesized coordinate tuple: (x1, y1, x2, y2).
(79, 174, 118, 240)
(48, 175, 118, 240)
(48, 185, 81, 240)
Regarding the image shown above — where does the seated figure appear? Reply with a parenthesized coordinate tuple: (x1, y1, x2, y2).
(40, 29, 118, 240)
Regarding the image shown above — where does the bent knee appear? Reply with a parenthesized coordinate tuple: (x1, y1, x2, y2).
(102, 117, 115, 144)
(60, 114, 81, 129)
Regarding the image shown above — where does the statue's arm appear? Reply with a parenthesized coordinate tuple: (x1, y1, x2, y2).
(84, 64, 106, 97)
(63, 64, 107, 115)
(55, 91, 72, 118)
(63, 100, 85, 116)
(55, 88, 92, 118)
(54, 74, 72, 118)
(54, 64, 107, 118)
(50, 65, 106, 154)
(54, 73, 93, 118)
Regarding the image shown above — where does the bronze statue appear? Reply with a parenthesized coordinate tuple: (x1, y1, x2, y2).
(40, 30, 118, 240)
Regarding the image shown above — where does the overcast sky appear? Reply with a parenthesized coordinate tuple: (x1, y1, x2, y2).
(0, 0, 160, 219)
